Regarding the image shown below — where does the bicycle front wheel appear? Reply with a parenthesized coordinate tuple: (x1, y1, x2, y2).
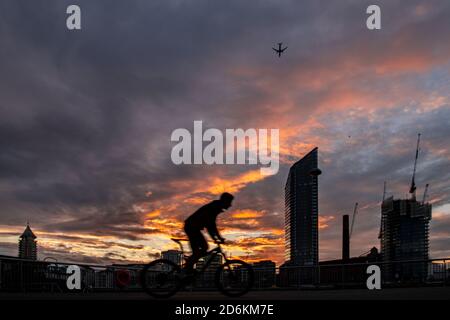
(141, 259, 181, 298)
(215, 259, 254, 297)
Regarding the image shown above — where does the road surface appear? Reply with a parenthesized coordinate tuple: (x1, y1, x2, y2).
(1, 286, 449, 300)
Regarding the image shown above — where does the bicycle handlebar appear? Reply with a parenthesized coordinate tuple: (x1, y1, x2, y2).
(171, 237, 225, 255)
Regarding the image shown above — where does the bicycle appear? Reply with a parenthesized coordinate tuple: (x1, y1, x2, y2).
(140, 238, 254, 298)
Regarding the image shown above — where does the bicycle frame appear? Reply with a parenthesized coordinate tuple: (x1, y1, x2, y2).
(196, 246, 228, 274)
(170, 238, 229, 273)
(143, 238, 254, 298)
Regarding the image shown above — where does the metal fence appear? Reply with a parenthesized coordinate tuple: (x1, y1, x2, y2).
(0, 256, 448, 292)
(0, 257, 144, 292)
(277, 259, 449, 288)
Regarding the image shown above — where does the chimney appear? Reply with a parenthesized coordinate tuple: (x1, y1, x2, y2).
(342, 215, 350, 261)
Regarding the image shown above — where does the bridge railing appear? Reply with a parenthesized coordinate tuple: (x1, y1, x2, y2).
(275, 258, 449, 288)
(0, 256, 448, 292)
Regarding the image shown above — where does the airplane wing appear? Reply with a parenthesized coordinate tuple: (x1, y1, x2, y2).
(281, 47, 288, 52)
(272, 47, 278, 52)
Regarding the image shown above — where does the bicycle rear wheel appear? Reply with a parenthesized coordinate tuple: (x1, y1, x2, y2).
(215, 259, 254, 297)
(141, 259, 181, 298)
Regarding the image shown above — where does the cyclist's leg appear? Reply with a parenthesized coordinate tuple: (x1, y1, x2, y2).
(197, 232, 208, 258)
(184, 224, 197, 271)
(185, 229, 207, 271)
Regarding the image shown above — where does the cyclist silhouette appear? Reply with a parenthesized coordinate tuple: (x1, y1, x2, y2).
(183, 192, 234, 272)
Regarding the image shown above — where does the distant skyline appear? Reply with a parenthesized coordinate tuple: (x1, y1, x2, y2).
(1, 0, 450, 266)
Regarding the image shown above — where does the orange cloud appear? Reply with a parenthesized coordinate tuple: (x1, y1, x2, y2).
(183, 196, 211, 205)
(231, 209, 265, 219)
(319, 215, 335, 230)
(206, 169, 268, 195)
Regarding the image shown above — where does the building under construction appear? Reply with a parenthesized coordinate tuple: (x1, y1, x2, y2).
(379, 134, 432, 282)
(380, 197, 431, 282)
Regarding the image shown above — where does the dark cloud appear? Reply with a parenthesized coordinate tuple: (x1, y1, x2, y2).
(0, 0, 449, 264)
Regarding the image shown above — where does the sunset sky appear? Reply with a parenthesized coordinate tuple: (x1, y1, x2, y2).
(0, 0, 450, 266)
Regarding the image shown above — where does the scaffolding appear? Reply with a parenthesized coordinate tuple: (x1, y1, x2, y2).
(380, 197, 432, 282)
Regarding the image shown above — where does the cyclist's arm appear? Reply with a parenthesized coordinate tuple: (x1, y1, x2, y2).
(206, 222, 223, 242)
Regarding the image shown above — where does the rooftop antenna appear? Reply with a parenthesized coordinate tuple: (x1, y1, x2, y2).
(409, 133, 421, 200)
(379, 183, 385, 239)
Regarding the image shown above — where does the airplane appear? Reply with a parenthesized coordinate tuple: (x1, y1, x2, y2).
(272, 42, 287, 57)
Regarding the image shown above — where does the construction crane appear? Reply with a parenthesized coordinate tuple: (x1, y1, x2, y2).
(409, 133, 421, 200)
(349, 202, 358, 239)
(422, 183, 429, 204)
(379, 182, 386, 239)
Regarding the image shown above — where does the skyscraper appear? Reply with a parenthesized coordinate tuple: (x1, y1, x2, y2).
(18, 223, 37, 260)
(379, 197, 431, 281)
(285, 147, 321, 266)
